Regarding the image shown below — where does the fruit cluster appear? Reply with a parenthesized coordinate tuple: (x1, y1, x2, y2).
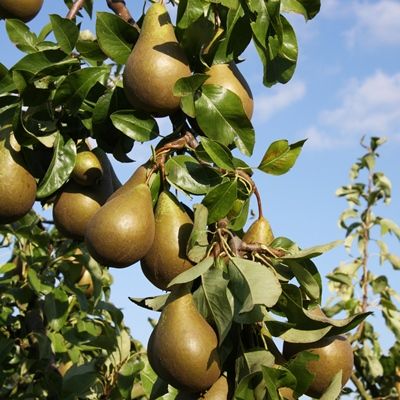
(0, 1, 361, 398)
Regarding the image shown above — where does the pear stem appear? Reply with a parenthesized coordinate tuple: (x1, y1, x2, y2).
(235, 170, 264, 219)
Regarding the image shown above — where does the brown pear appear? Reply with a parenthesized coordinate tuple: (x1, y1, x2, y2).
(201, 375, 229, 399)
(283, 335, 354, 397)
(148, 285, 221, 392)
(85, 183, 155, 267)
(0, 129, 36, 224)
(71, 148, 103, 186)
(242, 216, 274, 246)
(53, 151, 114, 239)
(141, 191, 193, 290)
(0, 0, 43, 22)
(123, 3, 191, 116)
(205, 63, 253, 120)
(107, 163, 149, 201)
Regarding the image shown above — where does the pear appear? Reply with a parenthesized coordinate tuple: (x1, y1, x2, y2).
(242, 216, 274, 246)
(85, 183, 155, 267)
(0, 0, 43, 22)
(77, 268, 94, 298)
(283, 335, 354, 397)
(107, 163, 149, 201)
(71, 148, 103, 186)
(141, 191, 193, 290)
(278, 387, 296, 400)
(0, 129, 36, 224)
(148, 285, 221, 392)
(201, 375, 229, 399)
(53, 150, 114, 239)
(123, 2, 191, 116)
(205, 63, 253, 120)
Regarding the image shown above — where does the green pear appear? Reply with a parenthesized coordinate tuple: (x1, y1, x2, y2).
(107, 163, 150, 202)
(0, 0, 43, 22)
(148, 285, 221, 392)
(71, 148, 103, 186)
(85, 183, 155, 267)
(205, 63, 253, 120)
(242, 216, 274, 246)
(0, 128, 36, 224)
(283, 335, 354, 397)
(123, 2, 191, 115)
(141, 191, 194, 290)
(53, 149, 114, 239)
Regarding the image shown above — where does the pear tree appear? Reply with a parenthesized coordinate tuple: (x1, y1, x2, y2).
(0, 0, 374, 398)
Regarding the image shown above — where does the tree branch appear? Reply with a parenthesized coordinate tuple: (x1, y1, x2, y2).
(66, 0, 86, 20)
(106, 0, 139, 29)
(350, 373, 372, 400)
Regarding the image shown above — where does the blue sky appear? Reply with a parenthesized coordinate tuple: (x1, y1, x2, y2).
(1, 0, 399, 347)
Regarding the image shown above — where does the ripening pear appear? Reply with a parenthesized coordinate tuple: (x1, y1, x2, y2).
(123, 2, 191, 115)
(141, 191, 193, 290)
(148, 285, 221, 392)
(242, 216, 274, 246)
(283, 335, 354, 397)
(71, 148, 103, 186)
(205, 63, 253, 120)
(77, 268, 94, 298)
(107, 163, 150, 201)
(0, 0, 43, 22)
(0, 128, 36, 224)
(85, 183, 155, 267)
(53, 150, 114, 239)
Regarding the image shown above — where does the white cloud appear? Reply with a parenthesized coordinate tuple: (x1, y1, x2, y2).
(320, 71, 400, 137)
(347, 1, 400, 46)
(299, 126, 351, 150)
(254, 81, 306, 122)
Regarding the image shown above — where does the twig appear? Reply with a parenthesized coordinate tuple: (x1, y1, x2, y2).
(66, 0, 86, 20)
(350, 373, 372, 400)
(106, 0, 139, 28)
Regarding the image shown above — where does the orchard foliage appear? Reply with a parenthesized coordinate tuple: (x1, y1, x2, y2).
(0, 0, 379, 398)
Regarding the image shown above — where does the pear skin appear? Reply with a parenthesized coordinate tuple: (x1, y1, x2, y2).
(148, 285, 221, 392)
(205, 63, 253, 120)
(53, 149, 114, 239)
(0, 129, 36, 224)
(85, 183, 155, 267)
(283, 335, 354, 397)
(123, 3, 191, 115)
(0, 0, 43, 22)
(71, 150, 103, 186)
(107, 163, 150, 201)
(242, 216, 274, 246)
(141, 191, 193, 290)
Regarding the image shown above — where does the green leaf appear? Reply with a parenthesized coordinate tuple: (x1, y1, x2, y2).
(195, 84, 255, 156)
(200, 137, 235, 170)
(27, 266, 54, 295)
(110, 110, 159, 142)
(36, 133, 76, 198)
(282, 240, 342, 259)
(173, 74, 209, 97)
(379, 218, 400, 240)
(62, 361, 98, 397)
(176, 0, 206, 29)
(168, 257, 214, 287)
(281, 0, 321, 20)
(76, 38, 107, 62)
(229, 258, 282, 313)
(0, 63, 16, 93)
(202, 180, 238, 224)
(50, 14, 79, 54)
(287, 260, 321, 301)
(187, 204, 210, 263)
(258, 139, 305, 175)
(5, 19, 38, 53)
(96, 12, 139, 64)
(234, 372, 264, 400)
(129, 293, 170, 312)
(44, 287, 69, 332)
(265, 321, 332, 343)
(319, 370, 342, 399)
(202, 266, 233, 343)
(165, 155, 221, 195)
(54, 66, 110, 113)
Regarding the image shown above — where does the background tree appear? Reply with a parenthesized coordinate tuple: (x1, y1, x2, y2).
(0, 0, 375, 398)
(326, 137, 400, 399)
